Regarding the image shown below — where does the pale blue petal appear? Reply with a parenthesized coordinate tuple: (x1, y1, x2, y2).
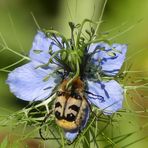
(7, 61, 61, 101)
(29, 31, 62, 64)
(87, 80, 124, 115)
(65, 131, 79, 143)
(89, 43, 127, 76)
(64, 106, 90, 142)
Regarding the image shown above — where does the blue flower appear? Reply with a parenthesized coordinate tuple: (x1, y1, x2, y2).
(29, 31, 61, 64)
(7, 31, 62, 101)
(87, 42, 127, 114)
(88, 42, 127, 76)
(87, 80, 124, 115)
(6, 31, 127, 142)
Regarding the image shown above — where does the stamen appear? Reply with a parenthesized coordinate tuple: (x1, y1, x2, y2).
(85, 90, 105, 102)
(69, 22, 76, 49)
(44, 29, 70, 48)
(52, 34, 64, 49)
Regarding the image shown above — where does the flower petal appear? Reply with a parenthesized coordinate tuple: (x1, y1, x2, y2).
(7, 62, 61, 101)
(89, 43, 127, 76)
(64, 106, 90, 143)
(65, 131, 79, 143)
(87, 80, 124, 115)
(29, 31, 62, 64)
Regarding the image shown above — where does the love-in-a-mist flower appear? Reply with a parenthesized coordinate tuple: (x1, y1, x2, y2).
(7, 25, 127, 143)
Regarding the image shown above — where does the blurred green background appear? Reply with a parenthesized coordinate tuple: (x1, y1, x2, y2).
(0, 0, 148, 147)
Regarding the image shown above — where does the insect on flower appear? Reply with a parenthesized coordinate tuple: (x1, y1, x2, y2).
(7, 20, 127, 143)
(54, 78, 89, 132)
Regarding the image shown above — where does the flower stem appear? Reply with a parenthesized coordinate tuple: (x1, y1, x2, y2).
(66, 59, 80, 89)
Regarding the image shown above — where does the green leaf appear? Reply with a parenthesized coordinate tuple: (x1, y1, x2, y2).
(11, 141, 20, 148)
(0, 137, 8, 148)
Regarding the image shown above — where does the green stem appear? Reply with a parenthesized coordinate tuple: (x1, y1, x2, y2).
(1, 58, 25, 70)
(7, 47, 30, 61)
(125, 85, 148, 90)
(0, 69, 10, 73)
(66, 59, 80, 89)
(76, 19, 97, 48)
(94, 0, 108, 38)
(20, 93, 56, 114)
(85, 39, 109, 46)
